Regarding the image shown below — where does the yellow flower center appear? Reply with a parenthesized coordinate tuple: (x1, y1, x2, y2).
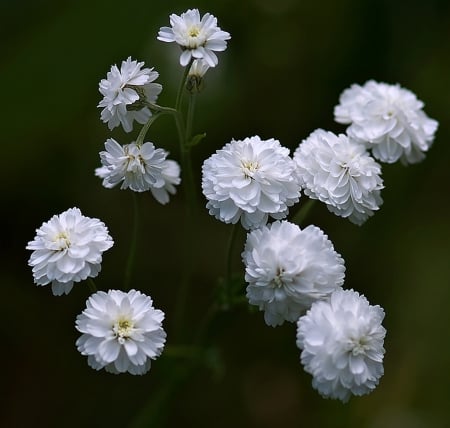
(54, 232, 71, 250)
(349, 336, 370, 356)
(114, 318, 134, 339)
(241, 160, 260, 178)
(272, 267, 285, 288)
(188, 26, 200, 37)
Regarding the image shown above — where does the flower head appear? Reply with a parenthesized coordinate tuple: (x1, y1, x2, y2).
(158, 9, 231, 67)
(202, 136, 301, 230)
(95, 138, 181, 203)
(98, 57, 162, 132)
(294, 129, 384, 225)
(26, 208, 113, 296)
(243, 221, 345, 326)
(297, 289, 386, 402)
(76, 289, 166, 375)
(334, 80, 438, 164)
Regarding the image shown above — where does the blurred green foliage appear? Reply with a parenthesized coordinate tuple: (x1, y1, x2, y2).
(1, 0, 450, 427)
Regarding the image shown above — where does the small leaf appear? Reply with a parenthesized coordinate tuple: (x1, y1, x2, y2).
(187, 132, 207, 147)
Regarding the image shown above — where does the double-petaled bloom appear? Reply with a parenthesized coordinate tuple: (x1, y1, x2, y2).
(242, 220, 345, 326)
(95, 138, 181, 204)
(294, 129, 384, 225)
(98, 57, 162, 132)
(26, 208, 114, 296)
(297, 289, 386, 402)
(76, 289, 166, 375)
(334, 80, 438, 164)
(202, 136, 301, 230)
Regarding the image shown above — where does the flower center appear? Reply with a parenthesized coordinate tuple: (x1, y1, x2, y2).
(349, 336, 370, 356)
(188, 26, 201, 37)
(272, 267, 285, 288)
(185, 26, 206, 48)
(54, 232, 71, 250)
(114, 318, 134, 340)
(124, 148, 146, 173)
(383, 109, 395, 120)
(241, 160, 260, 178)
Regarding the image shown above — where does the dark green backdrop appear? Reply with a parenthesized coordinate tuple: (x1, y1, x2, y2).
(2, 0, 450, 427)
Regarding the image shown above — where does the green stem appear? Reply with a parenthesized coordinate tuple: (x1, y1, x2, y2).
(186, 93, 197, 142)
(87, 278, 97, 293)
(175, 63, 192, 112)
(171, 65, 199, 342)
(147, 102, 187, 177)
(291, 198, 317, 226)
(173, 63, 192, 176)
(144, 103, 186, 145)
(124, 192, 139, 290)
(135, 112, 162, 147)
(225, 223, 239, 309)
(183, 94, 199, 211)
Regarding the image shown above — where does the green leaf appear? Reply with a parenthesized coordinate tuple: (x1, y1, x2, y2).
(187, 132, 207, 147)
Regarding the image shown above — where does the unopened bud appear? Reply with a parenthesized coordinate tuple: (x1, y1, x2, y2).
(186, 59, 210, 94)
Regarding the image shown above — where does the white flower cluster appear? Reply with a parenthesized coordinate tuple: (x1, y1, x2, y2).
(158, 9, 231, 67)
(202, 136, 301, 230)
(26, 210, 167, 376)
(26, 9, 437, 402)
(98, 57, 162, 133)
(243, 221, 345, 326)
(297, 289, 386, 402)
(76, 289, 166, 375)
(334, 80, 438, 164)
(199, 124, 389, 400)
(240, 218, 386, 401)
(294, 129, 384, 225)
(26, 208, 113, 296)
(95, 138, 181, 204)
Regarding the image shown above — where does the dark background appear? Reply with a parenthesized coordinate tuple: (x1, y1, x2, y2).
(2, 0, 450, 427)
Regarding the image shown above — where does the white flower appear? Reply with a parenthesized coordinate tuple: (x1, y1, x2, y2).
(334, 80, 438, 164)
(158, 9, 231, 67)
(95, 138, 181, 203)
(26, 208, 113, 296)
(202, 136, 301, 230)
(294, 129, 384, 225)
(297, 289, 386, 402)
(243, 221, 345, 326)
(76, 289, 166, 375)
(98, 57, 162, 132)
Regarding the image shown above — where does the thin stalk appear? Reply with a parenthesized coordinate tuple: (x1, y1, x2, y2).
(183, 93, 198, 211)
(175, 63, 192, 112)
(171, 66, 198, 342)
(87, 278, 97, 293)
(144, 103, 186, 145)
(135, 112, 162, 147)
(291, 198, 317, 226)
(225, 223, 239, 309)
(124, 192, 139, 290)
(185, 93, 197, 143)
